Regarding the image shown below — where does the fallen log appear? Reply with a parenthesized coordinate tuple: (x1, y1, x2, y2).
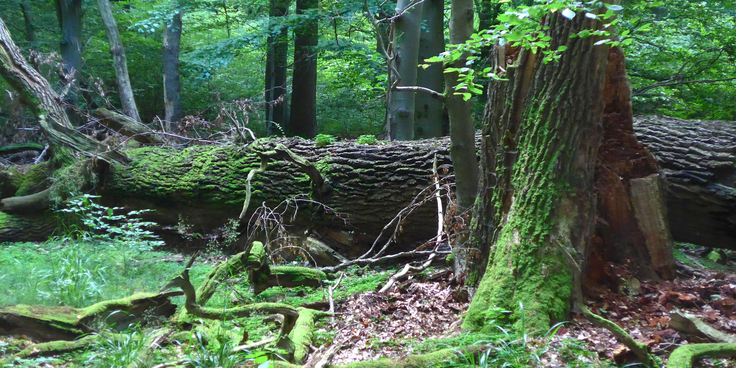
(1, 116, 736, 251)
(0, 291, 182, 342)
(634, 116, 736, 250)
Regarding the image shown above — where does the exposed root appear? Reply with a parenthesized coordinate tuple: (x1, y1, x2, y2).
(668, 343, 736, 368)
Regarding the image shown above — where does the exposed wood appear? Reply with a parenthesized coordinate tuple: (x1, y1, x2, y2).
(91, 108, 163, 144)
(669, 310, 736, 344)
(630, 175, 675, 279)
(587, 46, 674, 292)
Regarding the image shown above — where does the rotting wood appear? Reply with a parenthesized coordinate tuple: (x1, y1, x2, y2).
(91, 108, 163, 144)
(669, 310, 736, 344)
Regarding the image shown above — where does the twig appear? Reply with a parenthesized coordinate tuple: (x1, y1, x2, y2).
(232, 337, 276, 352)
(328, 272, 345, 322)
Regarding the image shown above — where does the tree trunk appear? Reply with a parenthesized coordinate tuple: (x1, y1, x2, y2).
(55, 0, 83, 84)
(387, 0, 423, 141)
(0, 119, 735, 250)
(464, 10, 611, 333)
(634, 115, 736, 250)
(445, 0, 479, 283)
(414, 0, 444, 139)
(19, 1, 37, 47)
(55, 0, 84, 123)
(265, 0, 290, 136)
(0, 16, 129, 164)
(288, 0, 318, 139)
(163, 7, 183, 130)
(97, 0, 142, 123)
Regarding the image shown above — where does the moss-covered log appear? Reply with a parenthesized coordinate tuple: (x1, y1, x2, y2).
(0, 291, 182, 341)
(252, 266, 328, 295)
(1, 117, 736, 252)
(668, 343, 736, 368)
(273, 344, 490, 368)
(98, 138, 459, 254)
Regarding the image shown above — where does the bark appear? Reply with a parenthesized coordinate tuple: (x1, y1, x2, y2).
(97, 138, 460, 255)
(91, 107, 163, 144)
(288, 0, 318, 139)
(0, 16, 129, 164)
(97, 0, 142, 123)
(55, 0, 83, 85)
(414, 0, 444, 139)
(265, 0, 290, 136)
(445, 0, 479, 212)
(445, 0, 479, 283)
(633, 115, 736, 250)
(19, 1, 37, 46)
(464, 9, 611, 333)
(163, 8, 183, 129)
(387, 0, 423, 141)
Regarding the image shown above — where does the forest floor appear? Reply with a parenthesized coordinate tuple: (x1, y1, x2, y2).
(1, 240, 736, 367)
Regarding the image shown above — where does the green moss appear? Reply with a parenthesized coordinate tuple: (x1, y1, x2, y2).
(107, 143, 307, 208)
(292, 308, 318, 363)
(14, 334, 104, 359)
(668, 343, 736, 368)
(271, 266, 328, 282)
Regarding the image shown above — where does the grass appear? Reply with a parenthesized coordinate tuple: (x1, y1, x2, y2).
(0, 240, 212, 308)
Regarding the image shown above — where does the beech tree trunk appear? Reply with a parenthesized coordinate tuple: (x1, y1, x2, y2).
(0, 117, 734, 251)
(97, 0, 142, 123)
(387, 0, 423, 141)
(19, 1, 37, 47)
(414, 0, 444, 138)
(163, 7, 183, 129)
(55, 0, 83, 84)
(288, 0, 318, 139)
(464, 10, 611, 333)
(265, 0, 290, 136)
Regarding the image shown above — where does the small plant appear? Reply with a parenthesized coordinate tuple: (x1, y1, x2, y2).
(34, 242, 107, 307)
(90, 331, 148, 368)
(57, 194, 165, 251)
(356, 134, 378, 145)
(184, 331, 246, 368)
(314, 134, 336, 147)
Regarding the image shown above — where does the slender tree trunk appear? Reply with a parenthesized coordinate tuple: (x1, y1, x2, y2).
(415, 0, 445, 138)
(464, 10, 610, 333)
(387, 0, 423, 141)
(19, 1, 37, 46)
(288, 0, 319, 138)
(0, 17, 128, 164)
(55, 0, 84, 123)
(446, 0, 479, 282)
(163, 7, 183, 131)
(222, 0, 231, 38)
(55, 0, 83, 83)
(265, 0, 290, 136)
(97, 0, 142, 123)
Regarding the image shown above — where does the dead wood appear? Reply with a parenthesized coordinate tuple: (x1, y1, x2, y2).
(0, 291, 182, 342)
(669, 310, 736, 344)
(91, 108, 164, 145)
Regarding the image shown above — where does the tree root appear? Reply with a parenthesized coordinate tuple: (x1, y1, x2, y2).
(668, 343, 736, 368)
(292, 308, 331, 364)
(273, 344, 490, 368)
